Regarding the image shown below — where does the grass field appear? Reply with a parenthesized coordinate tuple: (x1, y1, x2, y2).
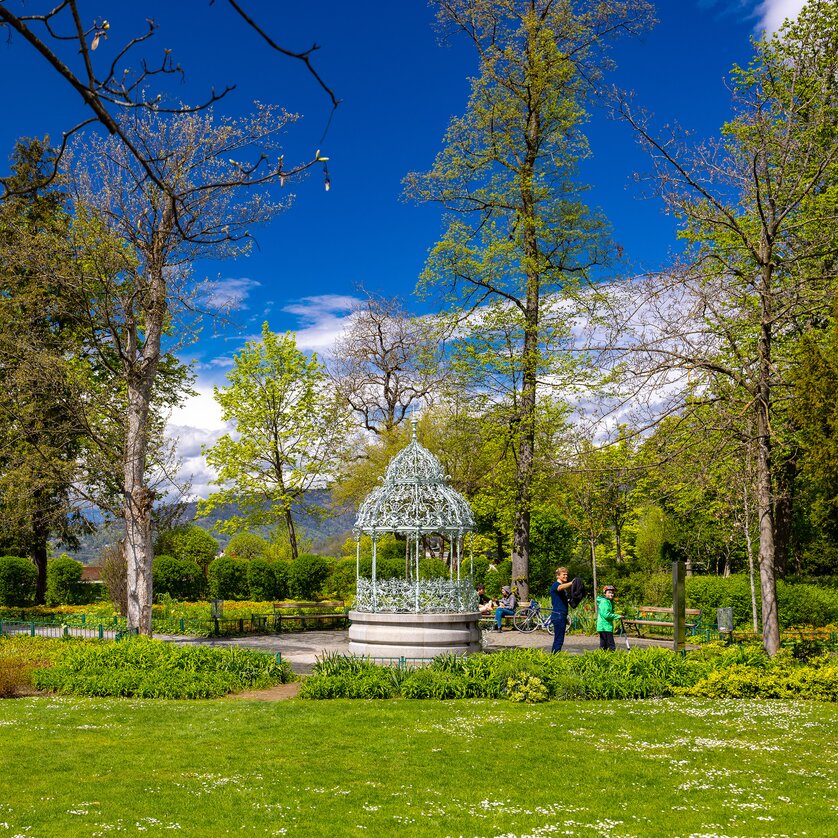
(0, 696, 835, 837)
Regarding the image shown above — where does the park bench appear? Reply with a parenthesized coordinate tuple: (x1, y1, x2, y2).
(621, 606, 702, 638)
(272, 600, 348, 631)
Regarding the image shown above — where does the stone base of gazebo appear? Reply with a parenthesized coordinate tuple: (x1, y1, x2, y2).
(347, 610, 482, 659)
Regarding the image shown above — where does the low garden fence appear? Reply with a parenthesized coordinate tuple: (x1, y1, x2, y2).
(0, 608, 348, 638)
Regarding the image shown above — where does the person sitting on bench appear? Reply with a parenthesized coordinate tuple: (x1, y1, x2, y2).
(495, 586, 517, 631)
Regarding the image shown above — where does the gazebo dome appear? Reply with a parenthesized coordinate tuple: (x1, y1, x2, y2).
(354, 422, 475, 536)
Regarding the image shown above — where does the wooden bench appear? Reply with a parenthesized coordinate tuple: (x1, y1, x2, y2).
(621, 606, 702, 638)
(272, 601, 348, 631)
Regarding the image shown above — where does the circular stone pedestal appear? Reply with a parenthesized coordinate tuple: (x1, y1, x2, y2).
(348, 611, 482, 659)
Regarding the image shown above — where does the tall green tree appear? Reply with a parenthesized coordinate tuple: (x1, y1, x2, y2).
(201, 324, 350, 559)
(616, 0, 838, 653)
(405, 0, 652, 599)
(0, 139, 85, 601)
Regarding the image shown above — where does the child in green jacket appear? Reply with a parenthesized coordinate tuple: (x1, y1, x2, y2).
(596, 585, 621, 651)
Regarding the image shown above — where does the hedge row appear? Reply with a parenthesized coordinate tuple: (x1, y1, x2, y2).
(300, 645, 838, 702)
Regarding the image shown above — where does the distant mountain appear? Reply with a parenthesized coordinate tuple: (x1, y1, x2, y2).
(60, 490, 357, 563)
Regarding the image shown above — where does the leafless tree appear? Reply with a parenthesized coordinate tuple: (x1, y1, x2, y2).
(66, 106, 302, 634)
(0, 0, 337, 197)
(330, 292, 446, 435)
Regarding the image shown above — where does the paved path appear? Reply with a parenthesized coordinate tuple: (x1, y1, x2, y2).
(157, 628, 676, 674)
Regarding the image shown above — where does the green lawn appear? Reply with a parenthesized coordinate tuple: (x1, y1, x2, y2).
(0, 696, 834, 837)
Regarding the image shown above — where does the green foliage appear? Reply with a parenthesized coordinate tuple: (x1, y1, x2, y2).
(417, 558, 448, 580)
(400, 668, 470, 699)
(529, 505, 577, 595)
(226, 531, 269, 560)
(246, 557, 277, 601)
(273, 560, 290, 600)
(45, 554, 83, 606)
(207, 556, 249, 600)
(152, 555, 206, 601)
(199, 324, 350, 555)
(155, 526, 219, 574)
(685, 575, 838, 629)
(30, 636, 294, 699)
(505, 672, 549, 703)
(0, 556, 37, 606)
(289, 553, 331, 600)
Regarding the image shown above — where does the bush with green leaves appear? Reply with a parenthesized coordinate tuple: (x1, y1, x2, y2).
(0, 556, 37, 607)
(685, 574, 838, 629)
(226, 531, 270, 560)
(298, 644, 838, 704)
(289, 553, 331, 600)
(152, 555, 206, 601)
(45, 555, 84, 606)
(273, 560, 290, 600)
(247, 558, 277, 601)
(207, 555, 249, 600)
(155, 526, 219, 574)
(31, 636, 294, 699)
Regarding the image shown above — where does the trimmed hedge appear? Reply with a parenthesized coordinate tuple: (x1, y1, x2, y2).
(152, 555, 206, 600)
(45, 555, 84, 606)
(0, 556, 37, 607)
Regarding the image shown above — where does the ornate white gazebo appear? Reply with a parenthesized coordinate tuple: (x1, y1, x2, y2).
(348, 418, 481, 658)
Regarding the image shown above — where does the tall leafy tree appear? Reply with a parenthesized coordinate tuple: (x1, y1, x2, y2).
(405, 0, 652, 599)
(0, 139, 85, 601)
(616, 0, 838, 653)
(201, 324, 350, 559)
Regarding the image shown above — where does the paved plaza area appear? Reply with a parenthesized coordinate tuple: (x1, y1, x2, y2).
(158, 627, 676, 674)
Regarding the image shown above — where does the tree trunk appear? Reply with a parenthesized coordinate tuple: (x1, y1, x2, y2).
(124, 376, 155, 635)
(285, 505, 299, 560)
(756, 262, 780, 655)
(510, 72, 541, 605)
(590, 537, 598, 617)
(742, 478, 759, 632)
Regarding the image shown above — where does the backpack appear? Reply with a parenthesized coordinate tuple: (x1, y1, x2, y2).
(568, 577, 586, 608)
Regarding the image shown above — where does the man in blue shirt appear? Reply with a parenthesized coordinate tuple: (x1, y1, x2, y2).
(549, 567, 573, 653)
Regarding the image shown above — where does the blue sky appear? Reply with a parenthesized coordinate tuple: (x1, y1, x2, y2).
(0, 0, 806, 497)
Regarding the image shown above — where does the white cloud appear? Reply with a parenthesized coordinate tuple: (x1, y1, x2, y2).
(200, 276, 261, 312)
(282, 294, 359, 353)
(757, 0, 805, 32)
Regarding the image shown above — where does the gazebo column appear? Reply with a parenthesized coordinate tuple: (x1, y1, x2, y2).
(414, 529, 420, 612)
(372, 532, 378, 612)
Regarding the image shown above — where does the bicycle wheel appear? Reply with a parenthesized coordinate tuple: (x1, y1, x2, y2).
(546, 619, 554, 635)
(514, 608, 538, 633)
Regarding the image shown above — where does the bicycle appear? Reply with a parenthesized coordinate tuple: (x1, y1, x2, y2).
(513, 600, 557, 634)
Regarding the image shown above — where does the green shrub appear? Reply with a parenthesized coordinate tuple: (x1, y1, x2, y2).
(31, 636, 294, 699)
(155, 526, 219, 574)
(685, 574, 838, 629)
(505, 672, 549, 703)
(247, 558, 277, 601)
(45, 555, 84, 606)
(323, 557, 357, 600)
(0, 556, 37, 607)
(417, 558, 448, 579)
(152, 555, 205, 600)
(273, 560, 290, 600)
(289, 553, 330, 600)
(207, 556, 249, 600)
(400, 668, 469, 699)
